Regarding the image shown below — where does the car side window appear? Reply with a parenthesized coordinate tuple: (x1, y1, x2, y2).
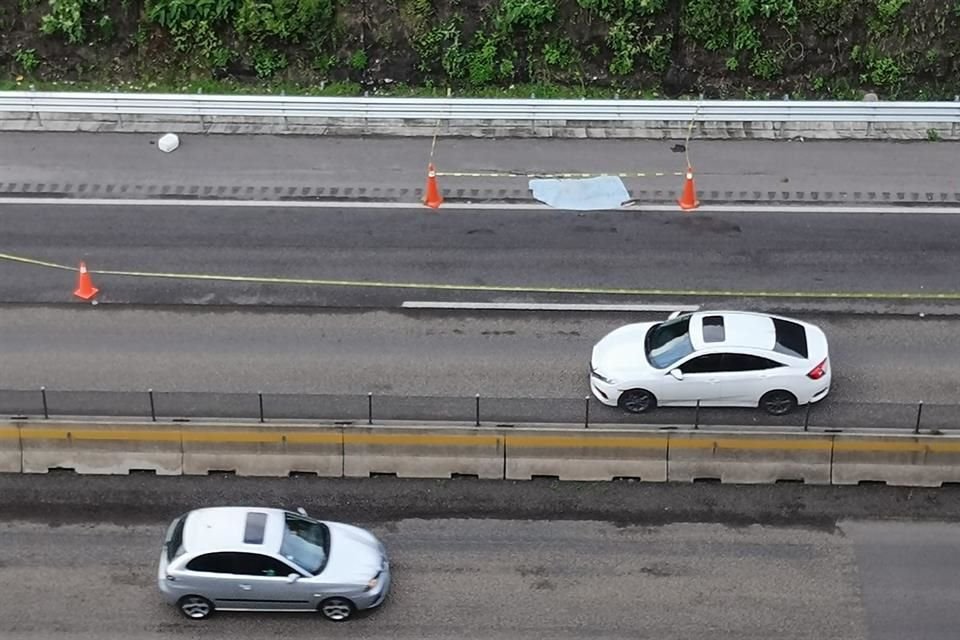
(724, 354, 785, 371)
(186, 552, 232, 574)
(679, 354, 728, 374)
(186, 552, 298, 577)
(233, 553, 299, 577)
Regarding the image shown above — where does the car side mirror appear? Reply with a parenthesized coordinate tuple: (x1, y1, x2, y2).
(668, 310, 682, 320)
(296, 507, 307, 516)
(669, 369, 684, 380)
(287, 573, 300, 583)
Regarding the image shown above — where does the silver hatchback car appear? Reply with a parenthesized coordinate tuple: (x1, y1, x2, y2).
(157, 506, 390, 621)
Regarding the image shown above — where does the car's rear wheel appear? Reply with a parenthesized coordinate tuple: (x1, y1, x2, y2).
(618, 389, 657, 414)
(177, 595, 214, 620)
(759, 390, 798, 416)
(319, 597, 355, 622)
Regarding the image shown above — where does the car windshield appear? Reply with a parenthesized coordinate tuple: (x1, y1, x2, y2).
(645, 316, 695, 369)
(279, 513, 330, 575)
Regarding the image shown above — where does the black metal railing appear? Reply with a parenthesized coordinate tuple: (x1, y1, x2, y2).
(0, 387, 954, 433)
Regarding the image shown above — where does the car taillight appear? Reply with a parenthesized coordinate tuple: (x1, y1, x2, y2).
(807, 358, 828, 380)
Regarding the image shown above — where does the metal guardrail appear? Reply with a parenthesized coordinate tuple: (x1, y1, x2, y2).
(1, 91, 959, 122)
(0, 388, 952, 433)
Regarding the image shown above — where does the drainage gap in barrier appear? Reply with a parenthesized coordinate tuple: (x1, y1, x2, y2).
(824, 428, 843, 433)
(495, 424, 515, 428)
(857, 480, 888, 486)
(129, 469, 157, 476)
(370, 472, 398, 479)
(775, 478, 804, 484)
(335, 421, 355, 426)
(207, 469, 237, 476)
(613, 476, 643, 482)
(172, 418, 191, 423)
(47, 467, 76, 474)
(451, 473, 480, 480)
(692, 477, 721, 484)
(10, 415, 29, 421)
(658, 425, 678, 431)
(941, 482, 960, 488)
(289, 471, 318, 478)
(530, 475, 560, 481)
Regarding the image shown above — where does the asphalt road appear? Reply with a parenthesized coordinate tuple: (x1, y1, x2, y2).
(1, 203, 960, 314)
(0, 306, 955, 429)
(2, 474, 960, 640)
(1, 132, 958, 199)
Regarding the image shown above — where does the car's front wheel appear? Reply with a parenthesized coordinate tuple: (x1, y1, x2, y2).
(618, 389, 657, 414)
(319, 597, 355, 622)
(759, 390, 798, 416)
(177, 595, 214, 620)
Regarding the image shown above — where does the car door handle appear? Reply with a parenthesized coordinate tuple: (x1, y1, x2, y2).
(238, 584, 252, 590)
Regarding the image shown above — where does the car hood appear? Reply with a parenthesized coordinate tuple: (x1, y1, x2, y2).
(320, 522, 385, 584)
(591, 322, 658, 378)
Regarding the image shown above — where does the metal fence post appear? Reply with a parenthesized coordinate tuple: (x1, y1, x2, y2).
(40, 386, 48, 419)
(475, 394, 480, 427)
(585, 396, 590, 429)
(258, 392, 264, 423)
(803, 402, 812, 432)
(914, 401, 923, 434)
(694, 399, 700, 429)
(368, 392, 373, 425)
(148, 389, 156, 422)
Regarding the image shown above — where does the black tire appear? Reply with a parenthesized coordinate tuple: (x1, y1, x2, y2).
(618, 389, 658, 414)
(319, 597, 355, 622)
(759, 390, 798, 416)
(177, 595, 214, 620)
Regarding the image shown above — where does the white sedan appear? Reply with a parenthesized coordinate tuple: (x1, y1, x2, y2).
(589, 310, 831, 415)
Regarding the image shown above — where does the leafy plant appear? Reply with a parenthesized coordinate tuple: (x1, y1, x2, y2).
(749, 49, 783, 80)
(40, 0, 104, 44)
(234, 0, 334, 44)
(348, 50, 368, 71)
(13, 47, 41, 73)
(146, 0, 235, 30)
(251, 47, 288, 78)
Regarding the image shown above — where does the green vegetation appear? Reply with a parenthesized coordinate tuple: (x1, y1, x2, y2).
(2, 0, 958, 99)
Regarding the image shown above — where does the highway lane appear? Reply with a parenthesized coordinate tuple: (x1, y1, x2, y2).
(1, 203, 960, 312)
(0, 306, 956, 429)
(2, 496, 959, 640)
(1, 132, 957, 198)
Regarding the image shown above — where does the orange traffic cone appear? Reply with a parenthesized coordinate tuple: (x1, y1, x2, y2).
(423, 162, 444, 209)
(73, 261, 99, 300)
(678, 165, 700, 211)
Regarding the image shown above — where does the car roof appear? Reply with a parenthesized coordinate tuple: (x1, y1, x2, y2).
(687, 310, 799, 354)
(182, 506, 287, 555)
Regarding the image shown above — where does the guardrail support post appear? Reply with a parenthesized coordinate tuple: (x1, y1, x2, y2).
(914, 401, 923, 434)
(258, 392, 264, 423)
(368, 392, 373, 425)
(694, 399, 701, 430)
(148, 389, 156, 422)
(40, 386, 48, 419)
(475, 394, 480, 427)
(584, 396, 590, 429)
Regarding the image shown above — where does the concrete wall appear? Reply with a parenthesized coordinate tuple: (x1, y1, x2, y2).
(4, 419, 960, 487)
(1, 111, 957, 140)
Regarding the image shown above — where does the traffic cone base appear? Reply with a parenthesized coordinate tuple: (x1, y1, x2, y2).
(423, 162, 444, 209)
(73, 261, 99, 300)
(678, 166, 700, 211)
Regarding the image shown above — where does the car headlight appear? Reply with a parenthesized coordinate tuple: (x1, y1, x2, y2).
(365, 571, 382, 591)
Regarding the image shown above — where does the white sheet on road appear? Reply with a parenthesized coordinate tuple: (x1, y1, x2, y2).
(529, 175, 630, 210)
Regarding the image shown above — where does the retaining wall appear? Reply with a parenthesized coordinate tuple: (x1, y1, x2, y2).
(2, 112, 958, 140)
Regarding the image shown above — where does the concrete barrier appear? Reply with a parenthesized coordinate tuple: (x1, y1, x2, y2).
(0, 424, 21, 472)
(342, 427, 504, 479)
(181, 425, 342, 477)
(18, 422, 182, 475)
(831, 435, 960, 487)
(504, 429, 668, 481)
(667, 432, 834, 484)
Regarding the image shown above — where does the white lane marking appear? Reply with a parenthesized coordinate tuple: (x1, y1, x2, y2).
(0, 197, 958, 215)
(402, 301, 701, 312)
